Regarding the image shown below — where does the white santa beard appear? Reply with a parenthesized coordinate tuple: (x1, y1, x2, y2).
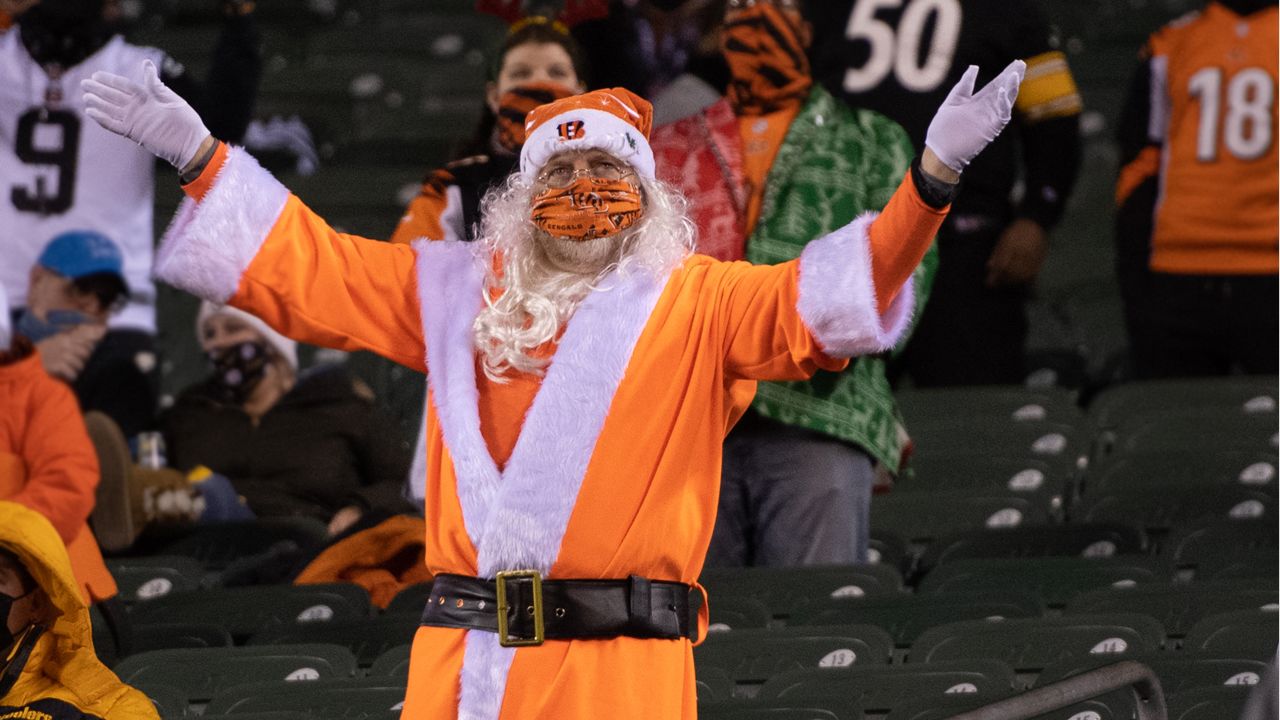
(535, 232, 626, 275)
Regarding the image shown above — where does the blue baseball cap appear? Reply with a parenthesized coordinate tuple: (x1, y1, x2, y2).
(37, 230, 128, 288)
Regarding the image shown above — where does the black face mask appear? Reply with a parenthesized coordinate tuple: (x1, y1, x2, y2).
(0, 587, 34, 657)
(19, 0, 110, 69)
(208, 341, 271, 405)
(1218, 0, 1277, 14)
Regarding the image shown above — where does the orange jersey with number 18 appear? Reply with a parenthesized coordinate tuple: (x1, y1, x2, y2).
(1147, 3, 1278, 275)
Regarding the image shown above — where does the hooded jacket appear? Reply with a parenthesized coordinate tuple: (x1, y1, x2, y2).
(0, 345, 116, 604)
(0, 501, 158, 719)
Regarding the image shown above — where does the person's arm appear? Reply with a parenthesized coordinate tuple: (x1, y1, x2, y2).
(11, 373, 98, 544)
(389, 167, 464, 244)
(1114, 43, 1165, 311)
(161, 0, 262, 143)
(83, 65, 428, 371)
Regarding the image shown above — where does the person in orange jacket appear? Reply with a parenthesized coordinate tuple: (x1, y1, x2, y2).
(0, 286, 117, 609)
(83, 61, 1021, 718)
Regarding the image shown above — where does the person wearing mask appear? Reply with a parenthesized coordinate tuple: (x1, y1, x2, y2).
(1115, 0, 1277, 378)
(0, 0, 262, 438)
(157, 303, 413, 537)
(81, 55, 1019, 716)
(651, 0, 933, 566)
(390, 16, 588, 245)
(806, 0, 1084, 386)
(0, 502, 157, 719)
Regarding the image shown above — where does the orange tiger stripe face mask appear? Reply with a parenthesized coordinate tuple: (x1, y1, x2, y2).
(495, 82, 577, 153)
(721, 3, 812, 115)
(531, 177, 643, 241)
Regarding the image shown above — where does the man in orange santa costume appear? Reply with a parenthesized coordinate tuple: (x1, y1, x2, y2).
(82, 58, 1023, 719)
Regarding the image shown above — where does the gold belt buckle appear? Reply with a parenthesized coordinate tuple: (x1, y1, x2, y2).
(495, 569, 545, 647)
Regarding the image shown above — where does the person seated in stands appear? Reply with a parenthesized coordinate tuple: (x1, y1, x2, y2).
(0, 501, 158, 719)
(158, 302, 413, 537)
(12, 230, 154, 440)
(0, 285, 118, 612)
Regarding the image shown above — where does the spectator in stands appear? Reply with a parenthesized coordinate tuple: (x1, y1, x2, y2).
(0, 285, 118, 610)
(12, 230, 148, 435)
(651, 0, 933, 566)
(807, 0, 1084, 386)
(157, 302, 413, 537)
(390, 16, 587, 245)
(1115, 0, 1277, 378)
(0, 0, 262, 439)
(0, 502, 157, 719)
(83, 57, 1018, 716)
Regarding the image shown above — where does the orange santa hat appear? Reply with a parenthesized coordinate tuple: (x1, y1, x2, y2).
(519, 87, 656, 183)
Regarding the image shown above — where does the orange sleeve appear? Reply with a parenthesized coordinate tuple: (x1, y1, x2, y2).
(869, 173, 949, 310)
(390, 168, 457, 244)
(231, 196, 428, 371)
(10, 372, 98, 544)
(182, 141, 230, 202)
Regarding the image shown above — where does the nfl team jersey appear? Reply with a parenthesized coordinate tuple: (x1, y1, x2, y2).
(807, 0, 1082, 226)
(0, 32, 166, 332)
(1143, 4, 1278, 274)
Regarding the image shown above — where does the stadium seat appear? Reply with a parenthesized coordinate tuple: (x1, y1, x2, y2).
(699, 703, 860, 720)
(1087, 376, 1277, 432)
(1084, 451, 1278, 497)
(130, 583, 372, 641)
(917, 556, 1171, 608)
(106, 555, 205, 603)
(694, 626, 894, 685)
(250, 613, 420, 667)
(897, 386, 1081, 428)
(909, 614, 1166, 673)
(903, 454, 1071, 520)
(697, 666, 736, 704)
(918, 523, 1147, 571)
(1183, 609, 1280, 660)
(131, 622, 234, 654)
(908, 422, 1083, 464)
(1099, 411, 1278, 459)
(368, 644, 412, 678)
(1064, 581, 1277, 638)
(755, 660, 1019, 715)
(1075, 485, 1275, 532)
(871, 492, 1052, 546)
(866, 530, 911, 575)
(205, 677, 407, 718)
(159, 518, 330, 570)
(1167, 685, 1253, 720)
(882, 694, 1130, 720)
(142, 682, 188, 719)
(788, 590, 1044, 648)
(114, 644, 358, 705)
(384, 581, 433, 616)
(707, 595, 772, 632)
(1162, 518, 1278, 579)
(1039, 653, 1269, 698)
(199, 714, 310, 720)
(700, 565, 903, 621)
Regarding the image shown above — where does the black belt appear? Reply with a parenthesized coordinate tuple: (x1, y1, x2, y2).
(420, 571, 696, 647)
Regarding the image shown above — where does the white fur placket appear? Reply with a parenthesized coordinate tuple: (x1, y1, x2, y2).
(414, 241, 666, 720)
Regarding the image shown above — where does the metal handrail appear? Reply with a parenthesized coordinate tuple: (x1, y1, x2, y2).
(943, 660, 1167, 720)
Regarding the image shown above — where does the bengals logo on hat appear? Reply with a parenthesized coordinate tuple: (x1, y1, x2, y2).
(557, 120, 585, 140)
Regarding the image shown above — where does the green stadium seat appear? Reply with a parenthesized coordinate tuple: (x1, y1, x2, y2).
(707, 595, 772, 632)
(1183, 609, 1280, 660)
(159, 518, 330, 570)
(909, 422, 1083, 463)
(131, 583, 371, 640)
(697, 666, 736, 704)
(909, 614, 1165, 672)
(699, 704, 859, 720)
(788, 590, 1044, 648)
(1087, 376, 1277, 431)
(897, 386, 1081, 427)
(106, 555, 205, 603)
(1104, 412, 1278, 458)
(918, 556, 1171, 608)
(1064, 581, 1277, 638)
(1075, 485, 1275, 532)
(903, 455, 1071, 519)
(384, 581, 433, 616)
(871, 493, 1052, 545)
(756, 660, 1019, 715)
(200, 714, 310, 720)
(1163, 518, 1278, 579)
(919, 523, 1147, 570)
(866, 531, 910, 575)
(701, 565, 903, 621)
(132, 622, 233, 654)
(885, 693, 1134, 720)
(142, 682, 186, 718)
(368, 644, 412, 679)
(115, 645, 358, 705)
(695, 626, 894, 686)
(249, 613, 419, 667)
(1039, 653, 1269, 697)
(1168, 685, 1253, 720)
(1085, 451, 1278, 496)
(205, 677, 406, 718)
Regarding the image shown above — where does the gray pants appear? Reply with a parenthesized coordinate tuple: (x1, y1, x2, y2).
(707, 413, 874, 567)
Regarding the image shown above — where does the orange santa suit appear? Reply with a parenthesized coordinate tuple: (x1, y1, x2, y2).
(152, 90, 946, 719)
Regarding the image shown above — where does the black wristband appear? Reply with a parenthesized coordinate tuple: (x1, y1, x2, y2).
(910, 157, 959, 209)
(179, 142, 218, 185)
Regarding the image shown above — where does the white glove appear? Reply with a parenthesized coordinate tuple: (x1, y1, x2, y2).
(81, 59, 211, 170)
(924, 60, 1026, 173)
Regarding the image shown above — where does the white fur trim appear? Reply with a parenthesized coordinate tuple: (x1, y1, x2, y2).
(520, 108, 655, 183)
(796, 212, 915, 357)
(153, 146, 290, 303)
(414, 242, 666, 720)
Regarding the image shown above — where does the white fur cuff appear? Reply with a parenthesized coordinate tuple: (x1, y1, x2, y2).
(796, 212, 915, 358)
(154, 146, 291, 303)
